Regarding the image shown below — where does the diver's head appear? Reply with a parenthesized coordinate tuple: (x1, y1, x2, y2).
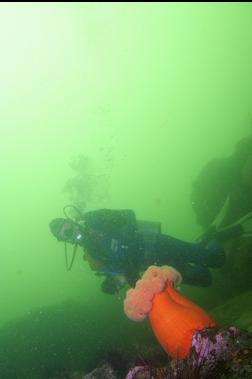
(49, 218, 84, 244)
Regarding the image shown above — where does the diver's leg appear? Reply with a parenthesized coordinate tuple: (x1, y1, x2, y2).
(140, 232, 213, 286)
(155, 233, 225, 268)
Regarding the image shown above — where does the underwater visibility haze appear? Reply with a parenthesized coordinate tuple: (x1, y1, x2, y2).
(1, 2, 252, 378)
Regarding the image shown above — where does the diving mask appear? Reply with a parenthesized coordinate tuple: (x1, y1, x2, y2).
(50, 218, 84, 244)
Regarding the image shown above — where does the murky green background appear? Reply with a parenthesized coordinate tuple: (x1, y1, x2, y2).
(0, 2, 252, 377)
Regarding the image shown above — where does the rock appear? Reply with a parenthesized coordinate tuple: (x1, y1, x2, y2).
(83, 363, 117, 379)
(211, 290, 252, 330)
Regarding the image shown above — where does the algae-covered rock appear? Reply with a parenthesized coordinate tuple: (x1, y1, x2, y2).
(211, 290, 252, 330)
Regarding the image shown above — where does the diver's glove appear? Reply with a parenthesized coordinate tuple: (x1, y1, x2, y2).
(101, 274, 127, 295)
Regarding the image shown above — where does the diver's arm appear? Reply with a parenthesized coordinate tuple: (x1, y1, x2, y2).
(123, 249, 141, 287)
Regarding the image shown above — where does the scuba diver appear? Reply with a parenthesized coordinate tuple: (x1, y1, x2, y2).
(49, 205, 252, 295)
(191, 134, 252, 229)
(191, 133, 252, 293)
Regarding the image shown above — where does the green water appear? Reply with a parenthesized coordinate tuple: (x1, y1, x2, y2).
(1, 3, 252, 378)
